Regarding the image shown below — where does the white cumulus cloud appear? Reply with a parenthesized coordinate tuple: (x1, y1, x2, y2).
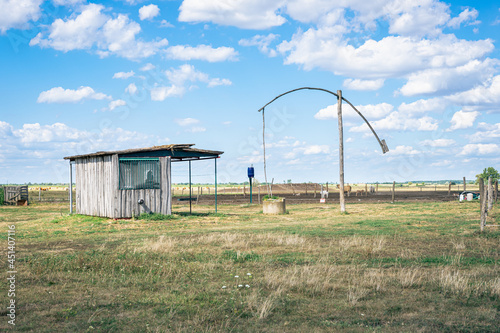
(399, 59, 498, 96)
(175, 118, 199, 126)
(151, 64, 231, 101)
(239, 34, 279, 57)
(140, 63, 155, 71)
(315, 103, 393, 120)
(139, 4, 160, 21)
(125, 83, 137, 95)
(459, 143, 500, 156)
(278, 29, 494, 80)
(386, 145, 421, 156)
(178, 0, 287, 29)
(447, 8, 479, 29)
(446, 75, 500, 111)
(107, 99, 126, 111)
(343, 78, 385, 91)
(0, 0, 42, 33)
(447, 110, 480, 131)
(469, 123, 500, 143)
(37, 86, 111, 103)
(165, 44, 238, 62)
(350, 112, 438, 132)
(386, 0, 450, 37)
(113, 71, 135, 79)
(29, 4, 168, 60)
(420, 139, 456, 147)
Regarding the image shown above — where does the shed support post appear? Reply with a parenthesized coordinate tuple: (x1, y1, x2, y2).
(69, 161, 73, 214)
(215, 158, 218, 213)
(189, 160, 192, 215)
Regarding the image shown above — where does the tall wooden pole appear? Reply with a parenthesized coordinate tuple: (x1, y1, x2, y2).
(463, 177, 466, 192)
(337, 90, 345, 213)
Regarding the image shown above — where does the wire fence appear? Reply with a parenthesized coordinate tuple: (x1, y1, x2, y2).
(14, 182, 486, 205)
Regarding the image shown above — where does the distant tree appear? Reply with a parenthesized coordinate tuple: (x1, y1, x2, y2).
(475, 167, 499, 184)
(408, 182, 413, 186)
(287, 179, 292, 184)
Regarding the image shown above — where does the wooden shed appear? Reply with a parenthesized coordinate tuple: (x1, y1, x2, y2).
(64, 144, 223, 218)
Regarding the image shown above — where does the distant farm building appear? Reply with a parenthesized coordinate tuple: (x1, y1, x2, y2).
(64, 144, 223, 218)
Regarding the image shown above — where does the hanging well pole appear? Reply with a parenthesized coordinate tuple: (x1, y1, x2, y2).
(337, 90, 346, 213)
(257, 86, 389, 214)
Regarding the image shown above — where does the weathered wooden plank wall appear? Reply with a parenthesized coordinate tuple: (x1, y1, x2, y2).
(75, 154, 171, 218)
(160, 156, 172, 215)
(75, 155, 114, 217)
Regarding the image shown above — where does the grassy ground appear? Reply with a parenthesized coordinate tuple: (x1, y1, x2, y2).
(0, 201, 499, 332)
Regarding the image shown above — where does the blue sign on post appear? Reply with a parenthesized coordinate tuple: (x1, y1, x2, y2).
(248, 166, 254, 203)
(247, 166, 254, 178)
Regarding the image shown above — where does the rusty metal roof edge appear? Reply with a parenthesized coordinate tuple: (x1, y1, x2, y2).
(63, 144, 224, 160)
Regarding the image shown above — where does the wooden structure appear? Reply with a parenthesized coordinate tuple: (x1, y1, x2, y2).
(3, 186, 29, 205)
(64, 144, 223, 218)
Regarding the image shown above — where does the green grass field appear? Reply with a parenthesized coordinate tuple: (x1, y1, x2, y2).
(0, 201, 499, 332)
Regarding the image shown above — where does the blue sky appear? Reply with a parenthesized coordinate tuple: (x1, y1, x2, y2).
(0, 0, 499, 184)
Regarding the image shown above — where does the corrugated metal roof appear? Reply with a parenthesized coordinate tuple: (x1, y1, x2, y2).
(64, 144, 224, 161)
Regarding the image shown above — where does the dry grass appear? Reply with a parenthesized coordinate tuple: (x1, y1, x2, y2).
(0, 200, 498, 332)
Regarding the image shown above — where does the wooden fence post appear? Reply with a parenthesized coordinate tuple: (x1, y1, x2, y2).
(495, 180, 498, 202)
(479, 178, 486, 232)
(479, 178, 485, 210)
(314, 184, 317, 198)
(305, 183, 308, 195)
(463, 177, 466, 192)
(392, 181, 395, 203)
(258, 186, 261, 204)
(448, 182, 451, 196)
(365, 183, 368, 197)
(488, 177, 493, 211)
